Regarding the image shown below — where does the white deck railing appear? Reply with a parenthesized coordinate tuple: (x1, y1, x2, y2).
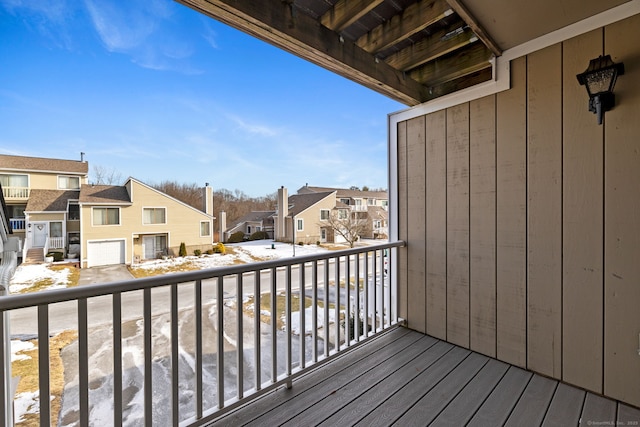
(0, 241, 403, 426)
(1, 187, 29, 199)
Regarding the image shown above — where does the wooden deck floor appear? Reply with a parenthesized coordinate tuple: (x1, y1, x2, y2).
(208, 327, 640, 426)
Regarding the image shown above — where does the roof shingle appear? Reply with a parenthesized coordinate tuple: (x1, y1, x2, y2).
(0, 154, 88, 175)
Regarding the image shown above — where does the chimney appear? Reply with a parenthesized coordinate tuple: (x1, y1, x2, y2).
(80, 152, 85, 162)
(219, 211, 227, 242)
(202, 183, 213, 216)
(276, 186, 288, 241)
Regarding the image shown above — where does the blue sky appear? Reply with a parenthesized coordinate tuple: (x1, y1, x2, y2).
(0, 0, 404, 197)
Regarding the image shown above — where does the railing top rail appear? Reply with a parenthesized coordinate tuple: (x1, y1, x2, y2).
(0, 240, 405, 312)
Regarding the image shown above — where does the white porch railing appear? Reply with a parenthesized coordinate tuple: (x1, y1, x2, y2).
(48, 237, 65, 250)
(1, 187, 29, 199)
(8, 219, 25, 232)
(0, 241, 403, 426)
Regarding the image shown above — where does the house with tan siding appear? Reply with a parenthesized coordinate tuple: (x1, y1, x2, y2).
(79, 178, 214, 268)
(0, 154, 214, 267)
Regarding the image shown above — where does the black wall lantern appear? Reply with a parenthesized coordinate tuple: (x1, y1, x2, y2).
(576, 55, 624, 125)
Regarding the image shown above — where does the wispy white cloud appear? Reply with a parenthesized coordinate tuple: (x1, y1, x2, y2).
(83, 0, 201, 73)
(201, 20, 219, 49)
(1, 0, 76, 49)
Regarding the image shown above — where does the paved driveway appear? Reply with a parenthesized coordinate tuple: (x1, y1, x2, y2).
(78, 264, 135, 286)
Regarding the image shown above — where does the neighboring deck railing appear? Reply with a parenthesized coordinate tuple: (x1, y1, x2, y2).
(1, 187, 29, 199)
(0, 241, 403, 426)
(9, 218, 25, 232)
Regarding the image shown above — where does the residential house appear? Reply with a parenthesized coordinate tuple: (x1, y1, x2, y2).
(79, 179, 214, 267)
(299, 185, 389, 240)
(223, 210, 275, 241)
(298, 185, 388, 211)
(0, 154, 214, 267)
(274, 186, 340, 244)
(0, 153, 89, 261)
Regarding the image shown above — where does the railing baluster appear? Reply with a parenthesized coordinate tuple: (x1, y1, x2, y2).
(312, 260, 318, 363)
(345, 254, 351, 346)
(194, 280, 203, 419)
(364, 251, 369, 338)
(323, 259, 329, 358)
(216, 276, 224, 409)
(335, 256, 340, 352)
(0, 310, 5, 427)
(113, 293, 122, 427)
(385, 250, 391, 327)
(353, 254, 362, 341)
(78, 298, 89, 427)
(253, 271, 261, 391)
(270, 268, 277, 383)
(236, 273, 243, 399)
(372, 251, 377, 333)
(171, 283, 179, 425)
(37, 304, 50, 427)
(299, 262, 305, 369)
(285, 265, 292, 382)
(143, 288, 152, 426)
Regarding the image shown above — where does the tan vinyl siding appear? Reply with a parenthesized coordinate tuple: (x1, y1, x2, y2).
(81, 180, 213, 265)
(396, 14, 640, 407)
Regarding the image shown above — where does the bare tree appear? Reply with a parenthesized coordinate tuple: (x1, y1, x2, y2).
(91, 165, 124, 185)
(324, 209, 368, 248)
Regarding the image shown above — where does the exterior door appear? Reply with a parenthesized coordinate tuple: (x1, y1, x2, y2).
(32, 222, 47, 248)
(143, 236, 155, 259)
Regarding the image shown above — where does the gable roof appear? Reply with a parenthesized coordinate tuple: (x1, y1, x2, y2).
(26, 190, 80, 212)
(234, 210, 276, 224)
(299, 185, 387, 200)
(287, 191, 335, 216)
(79, 185, 131, 205)
(125, 177, 214, 218)
(0, 154, 88, 175)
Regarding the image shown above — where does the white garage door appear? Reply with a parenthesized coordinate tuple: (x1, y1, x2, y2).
(88, 240, 125, 267)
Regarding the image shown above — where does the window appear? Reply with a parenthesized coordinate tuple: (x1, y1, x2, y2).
(58, 175, 80, 190)
(50, 222, 63, 238)
(200, 221, 211, 237)
(0, 173, 28, 187)
(297, 218, 304, 231)
(368, 198, 375, 205)
(320, 209, 330, 220)
(338, 209, 348, 220)
(92, 207, 120, 225)
(143, 208, 166, 224)
(340, 198, 351, 205)
(68, 232, 80, 244)
(68, 203, 80, 220)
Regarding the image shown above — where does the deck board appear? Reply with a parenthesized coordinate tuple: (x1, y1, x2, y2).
(542, 382, 585, 426)
(467, 366, 533, 426)
(355, 345, 469, 427)
(207, 328, 640, 427)
(581, 392, 617, 425)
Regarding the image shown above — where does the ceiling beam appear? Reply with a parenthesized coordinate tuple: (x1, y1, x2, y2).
(445, 0, 502, 56)
(409, 42, 492, 86)
(385, 24, 478, 71)
(177, 0, 429, 105)
(356, 0, 453, 55)
(320, 0, 385, 33)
